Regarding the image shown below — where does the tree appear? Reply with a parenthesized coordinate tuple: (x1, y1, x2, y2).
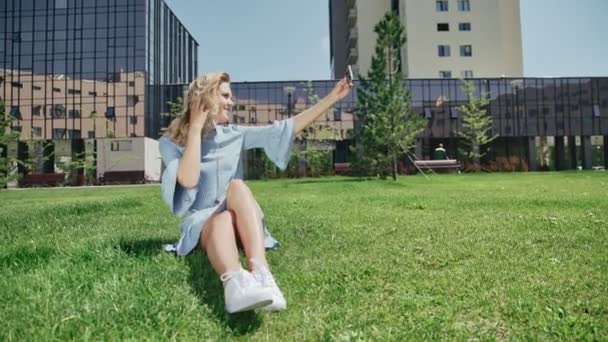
(21, 140, 55, 175)
(89, 110, 98, 138)
(353, 12, 425, 180)
(456, 80, 497, 171)
(285, 81, 339, 177)
(0, 100, 21, 188)
(160, 97, 184, 135)
(56, 151, 97, 185)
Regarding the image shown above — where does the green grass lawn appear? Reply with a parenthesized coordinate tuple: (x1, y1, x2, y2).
(1, 172, 607, 340)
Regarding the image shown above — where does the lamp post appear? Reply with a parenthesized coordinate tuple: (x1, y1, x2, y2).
(283, 86, 296, 118)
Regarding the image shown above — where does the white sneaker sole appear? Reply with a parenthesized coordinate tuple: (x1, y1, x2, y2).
(261, 295, 286, 311)
(226, 291, 274, 313)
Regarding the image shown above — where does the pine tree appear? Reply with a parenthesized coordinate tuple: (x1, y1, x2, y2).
(457, 80, 497, 171)
(353, 12, 425, 180)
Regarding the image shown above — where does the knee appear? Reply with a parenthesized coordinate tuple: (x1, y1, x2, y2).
(201, 211, 234, 248)
(213, 211, 234, 227)
(228, 179, 247, 194)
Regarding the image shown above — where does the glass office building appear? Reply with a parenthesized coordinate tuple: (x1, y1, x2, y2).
(194, 77, 607, 172)
(160, 77, 608, 172)
(0, 0, 198, 141)
(2, 1, 607, 178)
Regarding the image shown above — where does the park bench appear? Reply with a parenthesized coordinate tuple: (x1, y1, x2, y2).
(413, 159, 461, 173)
(101, 170, 146, 185)
(334, 162, 351, 175)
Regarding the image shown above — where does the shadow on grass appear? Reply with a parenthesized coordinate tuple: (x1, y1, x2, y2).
(0, 246, 55, 274)
(117, 238, 263, 335)
(185, 250, 263, 336)
(118, 238, 174, 257)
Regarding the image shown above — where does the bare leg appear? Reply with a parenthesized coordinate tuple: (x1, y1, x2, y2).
(200, 211, 241, 276)
(201, 210, 274, 313)
(226, 179, 268, 271)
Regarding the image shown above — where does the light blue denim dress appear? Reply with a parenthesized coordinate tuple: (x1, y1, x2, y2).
(159, 118, 295, 256)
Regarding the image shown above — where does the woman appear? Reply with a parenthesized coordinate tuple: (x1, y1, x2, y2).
(160, 72, 352, 313)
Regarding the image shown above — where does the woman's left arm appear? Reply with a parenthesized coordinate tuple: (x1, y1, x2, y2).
(293, 78, 352, 134)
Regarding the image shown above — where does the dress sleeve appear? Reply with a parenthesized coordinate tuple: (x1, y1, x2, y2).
(237, 118, 295, 170)
(159, 136, 198, 216)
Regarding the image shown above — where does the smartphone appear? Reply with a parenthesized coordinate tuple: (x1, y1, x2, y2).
(346, 65, 354, 82)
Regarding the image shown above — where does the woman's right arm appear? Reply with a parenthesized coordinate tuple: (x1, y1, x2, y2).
(177, 123, 203, 189)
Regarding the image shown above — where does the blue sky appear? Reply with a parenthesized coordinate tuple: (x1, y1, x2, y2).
(165, 0, 608, 82)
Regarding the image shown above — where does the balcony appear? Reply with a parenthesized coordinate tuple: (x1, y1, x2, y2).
(347, 27, 358, 42)
(347, 27, 358, 50)
(347, 8, 357, 27)
(348, 48, 358, 65)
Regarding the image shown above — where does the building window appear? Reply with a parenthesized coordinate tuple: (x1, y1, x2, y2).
(69, 109, 81, 118)
(32, 127, 42, 137)
(450, 107, 459, 119)
(11, 33, 21, 43)
(461, 70, 474, 78)
(111, 140, 132, 152)
(439, 71, 452, 78)
(53, 87, 61, 93)
(51, 104, 66, 118)
(127, 95, 139, 106)
(593, 105, 600, 117)
(11, 82, 23, 89)
(33, 85, 42, 91)
(334, 109, 342, 121)
(458, 0, 471, 11)
(424, 108, 433, 119)
(32, 105, 42, 116)
(437, 23, 449, 32)
(10, 107, 22, 120)
(460, 45, 472, 57)
(459, 22, 471, 31)
(55, 0, 67, 9)
(129, 115, 138, 125)
(68, 130, 81, 139)
(68, 89, 81, 95)
(88, 131, 95, 139)
(128, 81, 135, 87)
(105, 107, 116, 119)
(52, 128, 67, 139)
(438, 45, 451, 57)
(88, 91, 97, 96)
(436, 0, 448, 11)
(12, 125, 22, 133)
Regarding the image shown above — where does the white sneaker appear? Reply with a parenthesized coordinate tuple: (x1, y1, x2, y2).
(221, 268, 274, 313)
(251, 259, 287, 311)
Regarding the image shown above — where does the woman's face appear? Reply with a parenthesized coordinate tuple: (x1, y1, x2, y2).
(215, 82, 234, 124)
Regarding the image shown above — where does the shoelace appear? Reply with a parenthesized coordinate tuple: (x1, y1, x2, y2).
(251, 260, 277, 288)
(220, 268, 251, 287)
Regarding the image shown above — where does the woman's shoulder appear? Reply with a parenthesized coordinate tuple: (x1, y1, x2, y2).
(159, 134, 175, 145)
(159, 135, 184, 151)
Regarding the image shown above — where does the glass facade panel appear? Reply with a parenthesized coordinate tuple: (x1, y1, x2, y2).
(2, 0, 198, 140)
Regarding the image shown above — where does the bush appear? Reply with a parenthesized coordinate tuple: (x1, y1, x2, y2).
(487, 155, 529, 172)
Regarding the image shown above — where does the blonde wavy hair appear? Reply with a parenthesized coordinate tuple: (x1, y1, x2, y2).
(166, 72, 231, 145)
